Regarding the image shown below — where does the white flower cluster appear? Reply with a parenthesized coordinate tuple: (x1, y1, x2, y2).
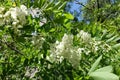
(49, 30, 112, 68)
(49, 34, 81, 67)
(29, 7, 41, 18)
(77, 30, 112, 53)
(0, 5, 47, 27)
(91, 39, 112, 53)
(28, 7, 47, 26)
(25, 67, 38, 79)
(77, 30, 92, 43)
(0, 5, 28, 27)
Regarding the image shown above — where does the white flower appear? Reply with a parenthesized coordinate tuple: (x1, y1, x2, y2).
(50, 33, 81, 68)
(55, 34, 73, 57)
(62, 33, 73, 46)
(4, 5, 28, 26)
(17, 25, 23, 28)
(0, 14, 3, 18)
(12, 21, 19, 26)
(56, 42, 65, 55)
(29, 7, 41, 18)
(69, 47, 81, 67)
(4, 11, 11, 17)
(55, 40, 59, 45)
(0, 7, 5, 13)
(77, 30, 91, 43)
(77, 48, 84, 53)
(20, 5, 28, 15)
(25, 67, 38, 78)
(9, 7, 18, 21)
(40, 18, 47, 26)
(31, 31, 37, 36)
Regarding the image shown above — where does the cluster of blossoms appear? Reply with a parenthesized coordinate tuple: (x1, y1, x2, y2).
(49, 34, 82, 67)
(28, 7, 47, 26)
(25, 66, 39, 79)
(77, 30, 112, 53)
(0, 5, 47, 27)
(77, 30, 92, 43)
(49, 30, 112, 68)
(0, 5, 28, 27)
(91, 39, 112, 53)
(0, 5, 47, 47)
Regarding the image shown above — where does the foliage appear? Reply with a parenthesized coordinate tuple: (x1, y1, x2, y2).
(0, 0, 120, 80)
(88, 56, 119, 80)
(82, 0, 120, 22)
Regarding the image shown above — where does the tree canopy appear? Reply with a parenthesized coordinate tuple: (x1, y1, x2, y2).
(0, 0, 120, 79)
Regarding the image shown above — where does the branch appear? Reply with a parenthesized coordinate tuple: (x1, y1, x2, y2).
(75, 0, 92, 11)
(0, 39, 23, 55)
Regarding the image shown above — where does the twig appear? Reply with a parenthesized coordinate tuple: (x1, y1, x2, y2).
(0, 39, 23, 55)
(75, 0, 92, 10)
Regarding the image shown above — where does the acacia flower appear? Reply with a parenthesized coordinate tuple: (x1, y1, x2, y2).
(50, 34, 81, 68)
(0, 7, 5, 13)
(3, 5, 28, 27)
(77, 30, 92, 43)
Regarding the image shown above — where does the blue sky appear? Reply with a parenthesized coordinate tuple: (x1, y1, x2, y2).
(67, 0, 87, 21)
(70, 0, 87, 12)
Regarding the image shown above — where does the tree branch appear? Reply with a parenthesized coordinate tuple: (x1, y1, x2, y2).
(0, 39, 23, 55)
(75, 0, 92, 11)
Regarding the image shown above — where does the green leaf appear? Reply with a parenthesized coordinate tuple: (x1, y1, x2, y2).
(106, 32, 115, 38)
(106, 35, 118, 43)
(64, 22, 71, 29)
(89, 72, 119, 80)
(50, 28, 55, 32)
(112, 43, 120, 49)
(54, 1, 61, 8)
(95, 66, 113, 72)
(92, 25, 96, 36)
(58, 2, 67, 10)
(64, 13, 74, 20)
(113, 37, 120, 42)
(88, 56, 102, 74)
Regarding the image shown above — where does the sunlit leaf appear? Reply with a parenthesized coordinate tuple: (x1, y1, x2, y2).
(64, 13, 74, 20)
(89, 72, 119, 80)
(94, 66, 113, 72)
(88, 56, 102, 74)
